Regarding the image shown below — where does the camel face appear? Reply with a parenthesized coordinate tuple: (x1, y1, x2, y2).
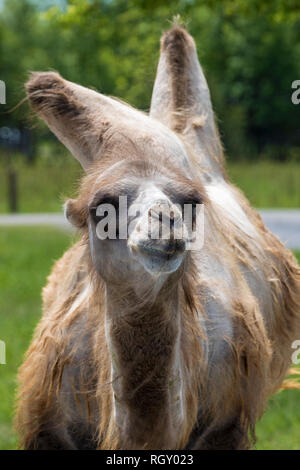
(127, 181, 186, 275)
(86, 158, 202, 285)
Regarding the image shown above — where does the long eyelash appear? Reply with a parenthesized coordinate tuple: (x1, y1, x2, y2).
(90, 196, 119, 212)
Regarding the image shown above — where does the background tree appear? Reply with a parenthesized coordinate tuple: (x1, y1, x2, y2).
(0, 0, 299, 161)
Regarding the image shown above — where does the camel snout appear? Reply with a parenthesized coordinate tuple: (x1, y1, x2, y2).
(135, 238, 186, 257)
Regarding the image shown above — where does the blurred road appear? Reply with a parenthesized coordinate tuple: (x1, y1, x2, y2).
(0, 210, 299, 249)
(0, 213, 70, 230)
(259, 210, 300, 250)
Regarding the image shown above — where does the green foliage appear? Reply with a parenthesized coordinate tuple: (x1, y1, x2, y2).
(0, 0, 299, 160)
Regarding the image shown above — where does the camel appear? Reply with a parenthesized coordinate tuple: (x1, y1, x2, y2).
(16, 24, 300, 450)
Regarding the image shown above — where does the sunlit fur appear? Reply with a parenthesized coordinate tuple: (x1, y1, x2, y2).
(16, 24, 300, 450)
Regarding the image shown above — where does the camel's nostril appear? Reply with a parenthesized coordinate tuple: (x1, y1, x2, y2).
(170, 213, 175, 229)
(174, 239, 186, 253)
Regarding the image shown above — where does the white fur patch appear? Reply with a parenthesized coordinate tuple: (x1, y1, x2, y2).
(206, 181, 257, 237)
(64, 284, 91, 320)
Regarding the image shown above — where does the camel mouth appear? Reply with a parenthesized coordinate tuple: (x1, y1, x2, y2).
(130, 240, 186, 274)
(137, 240, 185, 256)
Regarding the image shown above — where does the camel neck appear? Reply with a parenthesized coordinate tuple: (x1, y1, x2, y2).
(105, 283, 183, 449)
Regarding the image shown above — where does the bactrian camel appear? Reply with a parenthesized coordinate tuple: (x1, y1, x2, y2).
(16, 24, 300, 450)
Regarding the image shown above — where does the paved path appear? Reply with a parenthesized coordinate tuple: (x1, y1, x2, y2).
(0, 210, 299, 249)
(259, 210, 300, 250)
(0, 213, 71, 230)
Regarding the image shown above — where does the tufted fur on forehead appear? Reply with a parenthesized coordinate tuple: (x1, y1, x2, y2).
(65, 155, 208, 229)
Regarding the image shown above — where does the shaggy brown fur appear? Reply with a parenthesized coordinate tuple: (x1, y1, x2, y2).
(15, 24, 300, 450)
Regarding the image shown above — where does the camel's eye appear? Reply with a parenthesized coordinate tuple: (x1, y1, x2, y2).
(89, 194, 119, 213)
(94, 195, 120, 209)
(173, 192, 203, 212)
(184, 191, 203, 207)
(165, 184, 203, 209)
(178, 193, 203, 230)
(89, 194, 122, 238)
(89, 195, 119, 223)
(184, 195, 202, 214)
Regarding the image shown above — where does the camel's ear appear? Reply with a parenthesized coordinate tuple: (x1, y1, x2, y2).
(26, 72, 105, 170)
(150, 26, 223, 169)
(64, 198, 88, 228)
(27, 72, 140, 171)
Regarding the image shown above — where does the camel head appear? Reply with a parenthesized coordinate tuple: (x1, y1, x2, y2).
(25, 68, 205, 295)
(82, 158, 202, 288)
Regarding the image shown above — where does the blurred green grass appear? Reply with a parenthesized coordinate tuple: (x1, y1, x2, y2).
(0, 226, 73, 449)
(0, 158, 300, 212)
(0, 227, 299, 449)
(0, 155, 83, 214)
(228, 161, 300, 209)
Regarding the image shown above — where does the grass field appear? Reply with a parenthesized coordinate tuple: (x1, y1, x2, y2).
(0, 155, 83, 214)
(0, 226, 73, 449)
(0, 226, 299, 450)
(0, 157, 300, 213)
(228, 161, 300, 209)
